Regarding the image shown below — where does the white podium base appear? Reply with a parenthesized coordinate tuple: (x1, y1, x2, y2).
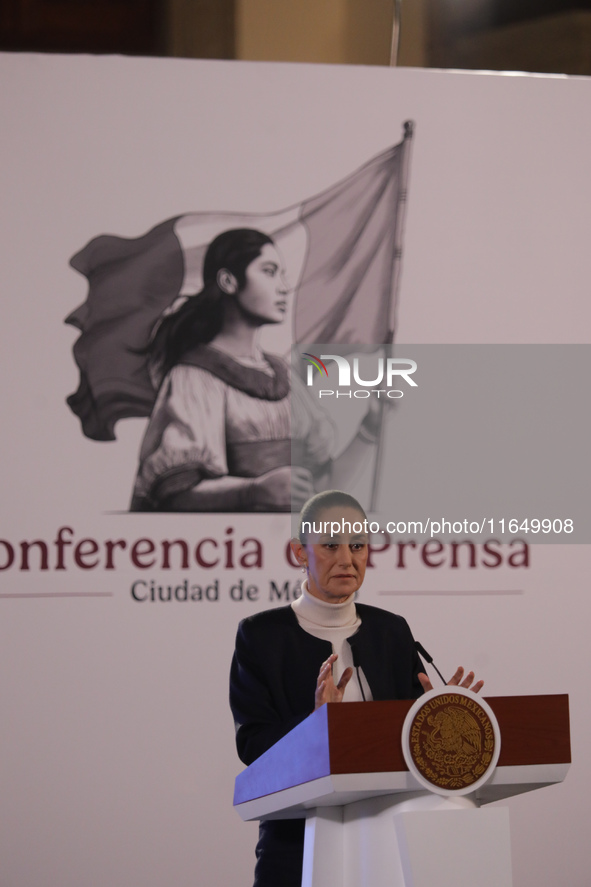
(302, 792, 512, 887)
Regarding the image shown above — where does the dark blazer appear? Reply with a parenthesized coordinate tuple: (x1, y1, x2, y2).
(230, 602, 424, 765)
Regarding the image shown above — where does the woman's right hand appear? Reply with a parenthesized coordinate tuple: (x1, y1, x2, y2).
(251, 466, 314, 511)
(418, 667, 484, 694)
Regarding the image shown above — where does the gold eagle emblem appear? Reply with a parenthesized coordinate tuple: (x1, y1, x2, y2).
(408, 694, 496, 789)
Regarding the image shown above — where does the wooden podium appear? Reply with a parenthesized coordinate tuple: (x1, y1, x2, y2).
(234, 695, 570, 887)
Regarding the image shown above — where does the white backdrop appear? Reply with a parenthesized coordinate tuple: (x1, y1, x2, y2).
(0, 54, 590, 886)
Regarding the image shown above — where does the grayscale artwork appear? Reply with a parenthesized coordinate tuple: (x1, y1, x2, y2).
(66, 126, 414, 512)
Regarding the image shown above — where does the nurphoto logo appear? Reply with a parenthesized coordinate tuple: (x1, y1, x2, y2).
(302, 353, 418, 399)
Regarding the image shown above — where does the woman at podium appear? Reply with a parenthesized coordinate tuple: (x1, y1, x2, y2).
(230, 489, 483, 887)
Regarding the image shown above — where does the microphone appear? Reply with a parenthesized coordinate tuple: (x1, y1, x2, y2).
(349, 643, 367, 702)
(415, 641, 447, 686)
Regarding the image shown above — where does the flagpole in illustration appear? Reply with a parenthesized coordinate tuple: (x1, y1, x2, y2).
(370, 120, 414, 511)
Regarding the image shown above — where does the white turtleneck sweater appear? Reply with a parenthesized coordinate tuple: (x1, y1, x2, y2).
(291, 581, 372, 703)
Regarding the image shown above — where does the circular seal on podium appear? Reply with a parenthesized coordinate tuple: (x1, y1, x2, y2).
(402, 688, 501, 796)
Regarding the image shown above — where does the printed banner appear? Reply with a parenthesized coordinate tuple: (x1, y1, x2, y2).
(0, 53, 589, 887)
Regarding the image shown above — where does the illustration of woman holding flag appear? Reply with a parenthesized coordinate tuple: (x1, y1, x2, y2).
(66, 128, 413, 512)
(130, 227, 332, 512)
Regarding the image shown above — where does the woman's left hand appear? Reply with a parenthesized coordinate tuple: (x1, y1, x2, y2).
(314, 653, 353, 710)
(418, 666, 484, 694)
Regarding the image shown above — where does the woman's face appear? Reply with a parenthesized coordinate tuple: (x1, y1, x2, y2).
(292, 505, 369, 604)
(236, 243, 290, 325)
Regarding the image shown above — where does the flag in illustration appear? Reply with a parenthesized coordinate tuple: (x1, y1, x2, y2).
(66, 123, 414, 441)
